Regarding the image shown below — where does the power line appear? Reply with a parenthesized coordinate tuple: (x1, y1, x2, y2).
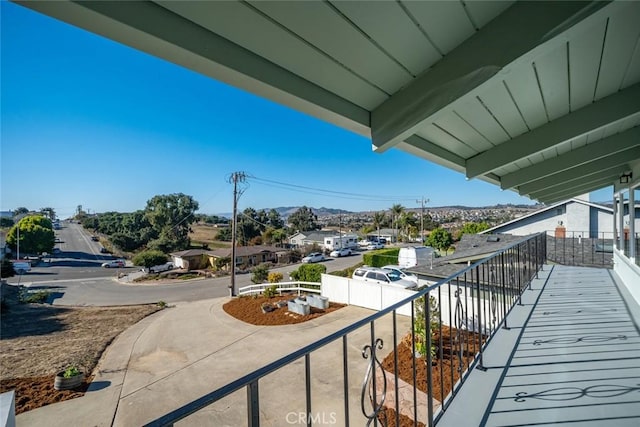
(247, 175, 419, 202)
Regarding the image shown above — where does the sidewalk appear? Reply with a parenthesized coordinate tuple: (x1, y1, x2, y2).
(16, 298, 408, 426)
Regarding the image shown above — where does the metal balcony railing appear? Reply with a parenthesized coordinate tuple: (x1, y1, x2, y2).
(145, 233, 546, 427)
(545, 230, 614, 268)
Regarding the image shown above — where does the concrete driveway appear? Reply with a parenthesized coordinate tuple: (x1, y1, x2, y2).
(17, 297, 411, 426)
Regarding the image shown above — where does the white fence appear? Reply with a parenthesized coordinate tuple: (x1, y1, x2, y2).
(238, 281, 321, 296)
(320, 274, 415, 316)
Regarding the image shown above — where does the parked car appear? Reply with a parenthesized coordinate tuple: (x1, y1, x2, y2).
(149, 262, 174, 273)
(91, 236, 99, 241)
(302, 252, 325, 263)
(11, 261, 31, 275)
(99, 247, 110, 254)
(381, 265, 419, 284)
(102, 259, 125, 268)
(330, 247, 352, 257)
(351, 266, 416, 289)
(366, 242, 385, 250)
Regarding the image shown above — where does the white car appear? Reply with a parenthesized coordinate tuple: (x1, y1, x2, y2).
(302, 252, 325, 263)
(381, 265, 419, 284)
(366, 242, 385, 250)
(351, 266, 416, 289)
(149, 262, 174, 273)
(102, 259, 125, 268)
(330, 248, 352, 257)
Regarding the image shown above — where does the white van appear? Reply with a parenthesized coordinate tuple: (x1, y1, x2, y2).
(12, 261, 32, 275)
(352, 266, 417, 289)
(398, 246, 435, 268)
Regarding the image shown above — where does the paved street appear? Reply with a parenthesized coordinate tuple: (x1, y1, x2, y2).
(6, 221, 363, 306)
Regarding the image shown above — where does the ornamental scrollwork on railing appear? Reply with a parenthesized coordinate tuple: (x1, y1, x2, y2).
(454, 286, 465, 372)
(489, 265, 497, 324)
(361, 338, 386, 426)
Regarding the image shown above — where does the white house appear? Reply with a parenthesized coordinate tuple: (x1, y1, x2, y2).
(481, 194, 620, 238)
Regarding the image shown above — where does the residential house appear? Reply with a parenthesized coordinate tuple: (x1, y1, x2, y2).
(288, 230, 336, 249)
(207, 245, 285, 269)
(170, 249, 213, 271)
(409, 233, 528, 284)
(366, 228, 395, 243)
(481, 194, 623, 238)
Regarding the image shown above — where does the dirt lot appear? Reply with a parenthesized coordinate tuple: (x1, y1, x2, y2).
(0, 283, 162, 414)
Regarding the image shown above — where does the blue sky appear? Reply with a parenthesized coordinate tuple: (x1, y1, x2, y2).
(0, 3, 610, 219)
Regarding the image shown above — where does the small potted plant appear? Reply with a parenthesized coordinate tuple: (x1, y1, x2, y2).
(54, 365, 84, 390)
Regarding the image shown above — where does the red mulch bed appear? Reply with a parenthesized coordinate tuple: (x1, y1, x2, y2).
(378, 326, 484, 427)
(223, 295, 345, 325)
(0, 375, 93, 415)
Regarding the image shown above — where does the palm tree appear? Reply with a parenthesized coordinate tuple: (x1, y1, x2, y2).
(390, 204, 405, 243)
(372, 211, 386, 241)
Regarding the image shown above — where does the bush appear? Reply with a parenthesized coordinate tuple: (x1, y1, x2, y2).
(414, 295, 440, 359)
(328, 262, 364, 278)
(20, 290, 50, 304)
(362, 248, 399, 267)
(1, 259, 16, 278)
(263, 285, 278, 298)
(290, 264, 326, 283)
(251, 263, 270, 284)
(268, 272, 283, 283)
(132, 250, 168, 268)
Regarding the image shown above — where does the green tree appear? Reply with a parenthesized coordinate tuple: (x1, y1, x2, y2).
(14, 207, 29, 216)
(290, 263, 326, 282)
(214, 256, 231, 271)
(288, 206, 319, 232)
(39, 207, 56, 221)
(372, 211, 386, 241)
(414, 295, 440, 359)
(6, 216, 55, 255)
(132, 250, 168, 269)
(0, 218, 14, 227)
(267, 209, 284, 229)
(456, 222, 490, 240)
(251, 263, 270, 284)
(216, 227, 232, 241)
(427, 227, 453, 252)
(144, 193, 199, 252)
(398, 211, 418, 242)
(390, 204, 404, 242)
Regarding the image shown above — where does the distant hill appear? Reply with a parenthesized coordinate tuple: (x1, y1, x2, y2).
(273, 206, 353, 218)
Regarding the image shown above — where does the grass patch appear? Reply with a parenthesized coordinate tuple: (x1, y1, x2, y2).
(20, 290, 50, 304)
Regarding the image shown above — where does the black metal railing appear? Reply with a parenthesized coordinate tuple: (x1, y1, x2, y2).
(145, 233, 546, 427)
(545, 230, 613, 268)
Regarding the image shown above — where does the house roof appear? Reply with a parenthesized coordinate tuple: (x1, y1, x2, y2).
(481, 198, 613, 234)
(19, 1, 640, 203)
(408, 233, 528, 279)
(170, 249, 215, 258)
(207, 245, 282, 258)
(301, 231, 337, 242)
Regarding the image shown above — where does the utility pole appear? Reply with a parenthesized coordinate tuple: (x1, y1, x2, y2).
(416, 197, 429, 245)
(229, 172, 247, 297)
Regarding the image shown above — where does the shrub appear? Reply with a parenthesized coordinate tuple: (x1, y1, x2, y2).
(63, 366, 81, 378)
(268, 272, 283, 283)
(414, 295, 440, 359)
(362, 248, 399, 268)
(1, 259, 16, 278)
(263, 285, 278, 298)
(251, 263, 270, 284)
(133, 250, 168, 268)
(20, 290, 50, 304)
(328, 262, 364, 278)
(290, 264, 326, 283)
